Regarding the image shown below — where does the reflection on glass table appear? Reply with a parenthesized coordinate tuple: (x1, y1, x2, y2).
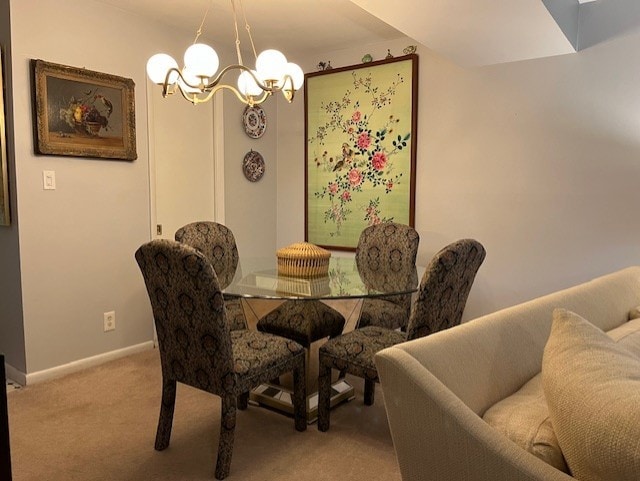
(224, 256, 421, 300)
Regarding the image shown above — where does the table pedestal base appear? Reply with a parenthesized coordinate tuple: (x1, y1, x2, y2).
(250, 379, 355, 424)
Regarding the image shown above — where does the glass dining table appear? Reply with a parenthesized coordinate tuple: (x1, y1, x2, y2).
(222, 255, 423, 422)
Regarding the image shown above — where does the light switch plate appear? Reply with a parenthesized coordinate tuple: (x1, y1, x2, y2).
(43, 170, 56, 190)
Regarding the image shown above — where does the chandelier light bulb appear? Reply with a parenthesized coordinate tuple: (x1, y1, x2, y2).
(256, 49, 287, 82)
(237, 70, 263, 97)
(284, 62, 304, 90)
(146, 53, 179, 85)
(184, 43, 220, 79)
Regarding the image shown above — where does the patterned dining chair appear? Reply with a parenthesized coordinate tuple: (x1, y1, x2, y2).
(175, 221, 247, 331)
(355, 222, 420, 330)
(317, 238, 486, 432)
(135, 240, 307, 479)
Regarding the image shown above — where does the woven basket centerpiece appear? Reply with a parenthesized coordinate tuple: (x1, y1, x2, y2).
(277, 242, 331, 278)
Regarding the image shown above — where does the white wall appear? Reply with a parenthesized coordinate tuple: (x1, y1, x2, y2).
(7, 0, 166, 375)
(1, 0, 279, 378)
(223, 91, 278, 258)
(148, 80, 216, 240)
(277, 30, 640, 321)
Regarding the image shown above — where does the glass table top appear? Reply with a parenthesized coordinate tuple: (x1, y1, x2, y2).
(222, 256, 423, 300)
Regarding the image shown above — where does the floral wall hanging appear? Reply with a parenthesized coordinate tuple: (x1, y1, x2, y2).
(304, 54, 418, 250)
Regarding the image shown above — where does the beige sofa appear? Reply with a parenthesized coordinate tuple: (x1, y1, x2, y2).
(376, 266, 640, 481)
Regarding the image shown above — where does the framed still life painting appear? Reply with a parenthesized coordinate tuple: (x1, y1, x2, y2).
(32, 59, 137, 161)
(304, 54, 418, 250)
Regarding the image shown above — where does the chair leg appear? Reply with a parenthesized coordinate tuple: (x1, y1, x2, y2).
(292, 354, 307, 432)
(154, 378, 177, 451)
(237, 392, 249, 410)
(215, 395, 237, 480)
(364, 379, 376, 406)
(317, 357, 332, 432)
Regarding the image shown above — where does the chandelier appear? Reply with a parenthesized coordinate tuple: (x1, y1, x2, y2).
(146, 0, 304, 106)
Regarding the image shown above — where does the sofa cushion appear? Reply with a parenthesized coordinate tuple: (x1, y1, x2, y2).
(542, 308, 640, 480)
(482, 373, 568, 472)
(629, 306, 640, 321)
(607, 317, 640, 356)
(482, 316, 640, 473)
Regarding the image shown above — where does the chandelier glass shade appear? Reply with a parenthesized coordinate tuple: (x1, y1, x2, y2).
(146, 0, 304, 106)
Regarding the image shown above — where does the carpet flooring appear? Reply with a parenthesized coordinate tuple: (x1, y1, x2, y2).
(7, 346, 401, 481)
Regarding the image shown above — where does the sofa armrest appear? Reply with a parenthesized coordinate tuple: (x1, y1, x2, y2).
(376, 348, 573, 481)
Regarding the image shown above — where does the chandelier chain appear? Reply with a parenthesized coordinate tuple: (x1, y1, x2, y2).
(230, 0, 244, 66)
(193, 0, 213, 44)
(239, 0, 258, 61)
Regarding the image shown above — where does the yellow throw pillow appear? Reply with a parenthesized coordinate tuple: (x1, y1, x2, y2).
(542, 308, 640, 481)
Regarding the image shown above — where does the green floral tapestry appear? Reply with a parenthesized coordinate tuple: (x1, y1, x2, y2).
(305, 55, 417, 250)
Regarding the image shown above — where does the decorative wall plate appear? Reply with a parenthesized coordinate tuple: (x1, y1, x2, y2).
(242, 150, 265, 182)
(242, 105, 267, 138)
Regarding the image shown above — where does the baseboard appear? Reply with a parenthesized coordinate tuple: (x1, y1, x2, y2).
(4, 362, 25, 388)
(6, 341, 155, 387)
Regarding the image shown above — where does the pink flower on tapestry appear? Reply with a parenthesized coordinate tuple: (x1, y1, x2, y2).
(348, 168, 363, 187)
(357, 132, 371, 150)
(386, 180, 393, 190)
(352, 111, 362, 122)
(341, 191, 352, 201)
(371, 151, 388, 171)
(328, 182, 338, 194)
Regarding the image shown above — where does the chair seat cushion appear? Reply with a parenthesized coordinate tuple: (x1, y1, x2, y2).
(320, 326, 406, 381)
(230, 329, 304, 392)
(257, 301, 345, 347)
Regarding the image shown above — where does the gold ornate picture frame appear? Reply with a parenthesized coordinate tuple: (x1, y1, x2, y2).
(32, 59, 137, 161)
(304, 54, 418, 250)
(0, 47, 9, 226)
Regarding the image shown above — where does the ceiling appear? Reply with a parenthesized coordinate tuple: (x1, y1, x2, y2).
(97, 0, 405, 61)
(97, 0, 634, 67)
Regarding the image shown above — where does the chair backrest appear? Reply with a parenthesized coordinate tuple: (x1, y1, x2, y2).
(406, 239, 486, 341)
(175, 221, 239, 289)
(135, 239, 235, 395)
(356, 222, 420, 329)
(355, 222, 420, 270)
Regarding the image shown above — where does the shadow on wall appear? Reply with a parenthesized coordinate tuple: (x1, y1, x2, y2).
(578, 0, 640, 50)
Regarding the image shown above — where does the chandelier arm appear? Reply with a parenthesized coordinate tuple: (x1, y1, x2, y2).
(280, 74, 295, 102)
(161, 68, 182, 97)
(202, 64, 274, 93)
(179, 83, 270, 106)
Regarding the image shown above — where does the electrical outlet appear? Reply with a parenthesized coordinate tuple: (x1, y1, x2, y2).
(156, 224, 163, 236)
(103, 311, 116, 332)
